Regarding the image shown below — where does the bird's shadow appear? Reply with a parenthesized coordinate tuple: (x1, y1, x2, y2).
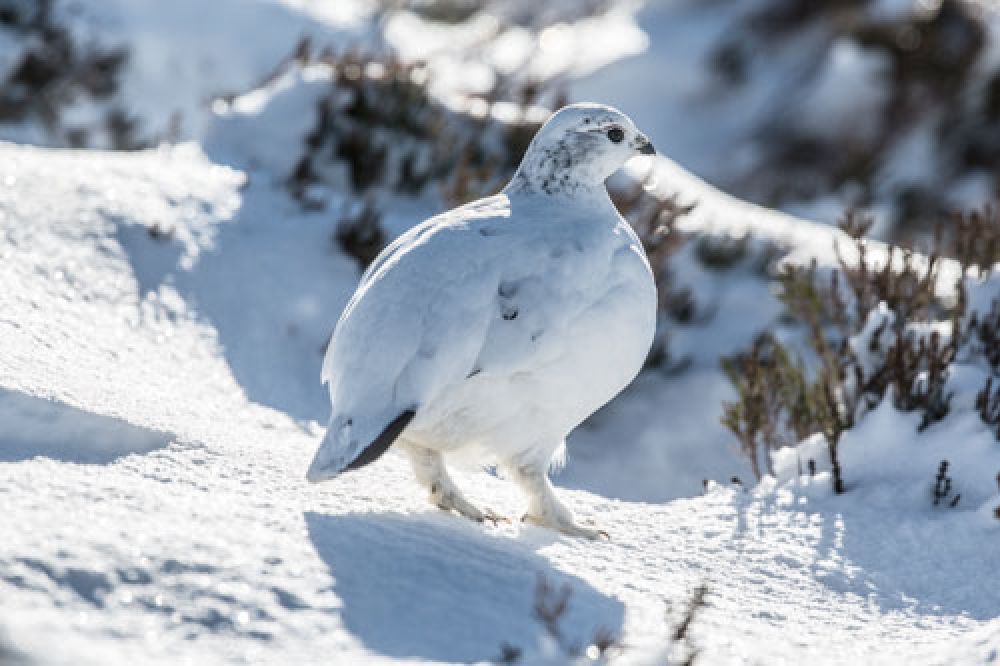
(0, 387, 172, 464)
(304, 510, 625, 663)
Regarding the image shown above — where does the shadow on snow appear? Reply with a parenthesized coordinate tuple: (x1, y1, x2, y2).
(735, 491, 1000, 621)
(0, 388, 171, 464)
(115, 182, 357, 424)
(305, 510, 625, 663)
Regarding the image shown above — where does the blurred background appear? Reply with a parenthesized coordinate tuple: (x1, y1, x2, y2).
(3, 0, 999, 243)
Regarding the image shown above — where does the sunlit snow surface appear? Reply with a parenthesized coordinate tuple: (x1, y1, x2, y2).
(1, 139, 997, 664)
(1, 0, 999, 662)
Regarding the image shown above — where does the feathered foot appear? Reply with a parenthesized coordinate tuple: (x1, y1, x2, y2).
(510, 459, 609, 541)
(435, 490, 508, 525)
(521, 512, 609, 540)
(402, 441, 509, 525)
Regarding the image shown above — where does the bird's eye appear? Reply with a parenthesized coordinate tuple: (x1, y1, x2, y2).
(607, 127, 624, 143)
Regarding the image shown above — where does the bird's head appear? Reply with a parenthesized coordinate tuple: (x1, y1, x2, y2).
(506, 103, 655, 197)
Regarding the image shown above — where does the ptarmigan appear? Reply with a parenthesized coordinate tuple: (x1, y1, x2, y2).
(307, 103, 657, 539)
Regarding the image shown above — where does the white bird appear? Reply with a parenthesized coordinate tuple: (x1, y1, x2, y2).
(307, 103, 657, 539)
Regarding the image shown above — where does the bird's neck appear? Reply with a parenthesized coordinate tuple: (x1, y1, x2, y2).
(502, 174, 618, 225)
(504, 140, 612, 201)
(503, 166, 609, 204)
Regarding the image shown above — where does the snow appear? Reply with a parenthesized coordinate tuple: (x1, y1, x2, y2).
(2, 134, 998, 663)
(2, 0, 1000, 663)
(0, 389, 171, 465)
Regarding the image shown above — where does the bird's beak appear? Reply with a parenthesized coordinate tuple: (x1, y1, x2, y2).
(637, 135, 655, 156)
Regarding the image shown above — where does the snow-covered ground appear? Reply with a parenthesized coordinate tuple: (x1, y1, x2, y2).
(2, 138, 998, 664)
(2, 0, 1000, 663)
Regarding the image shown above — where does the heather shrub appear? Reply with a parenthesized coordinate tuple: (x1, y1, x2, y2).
(0, 0, 139, 149)
(722, 208, 1000, 491)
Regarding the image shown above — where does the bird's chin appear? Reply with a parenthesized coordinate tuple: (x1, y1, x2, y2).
(627, 153, 656, 166)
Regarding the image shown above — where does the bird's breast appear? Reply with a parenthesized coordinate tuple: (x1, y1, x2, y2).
(414, 228, 656, 448)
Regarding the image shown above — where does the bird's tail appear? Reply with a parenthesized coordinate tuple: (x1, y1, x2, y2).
(306, 410, 416, 482)
(306, 414, 353, 483)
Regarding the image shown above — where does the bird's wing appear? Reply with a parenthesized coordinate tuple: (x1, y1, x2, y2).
(308, 195, 514, 480)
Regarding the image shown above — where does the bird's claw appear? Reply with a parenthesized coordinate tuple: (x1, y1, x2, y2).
(436, 496, 508, 526)
(477, 508, 511, 525)
(520, 513, 609, 541)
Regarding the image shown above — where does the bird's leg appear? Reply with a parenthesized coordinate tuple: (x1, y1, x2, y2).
(509, 460, 608, 540)
(401, 442, 507, 525)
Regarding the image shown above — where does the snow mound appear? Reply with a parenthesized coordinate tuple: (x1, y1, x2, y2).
(0, 388, 171, 464)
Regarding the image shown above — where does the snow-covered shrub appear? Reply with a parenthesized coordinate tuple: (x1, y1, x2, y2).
(289, 49, 441, 196)
(968, 297, 1000, 371)
(495, 574, 621, 664)
(334, 197, 386, 270)
(932, 459, 962, 507)
(495, 576, 712, 665)
(662, 583, 707, 666)
(721, 333, 842, 484)
(611, 183, 695, 316)
(0, 0, 139, 149)
(722, 208, 1000, 497)
(275, 0, 631, 203)
(208, 38, 554, 271)
(947, 207, 1000, 278)
(976, 376, 1000, 438)
(272, 41, 548, 203)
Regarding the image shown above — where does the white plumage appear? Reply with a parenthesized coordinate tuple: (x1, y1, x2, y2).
(307, 103, 657, 538)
